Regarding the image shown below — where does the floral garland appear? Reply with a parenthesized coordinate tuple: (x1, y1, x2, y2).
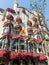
(14, 24, 22, 30)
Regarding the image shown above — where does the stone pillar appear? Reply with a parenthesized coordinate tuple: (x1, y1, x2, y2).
(28, 59, 32, 65)
(8, 62, 11, 65)
(45, 41, 47, 55)
(20, 60, 22, 65)
(18, 39, 20, 52)
(48, 57, 49, 65)
(38, 62, 41, 65)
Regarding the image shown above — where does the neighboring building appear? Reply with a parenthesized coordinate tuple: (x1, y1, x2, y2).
(0, 0, 49, 65)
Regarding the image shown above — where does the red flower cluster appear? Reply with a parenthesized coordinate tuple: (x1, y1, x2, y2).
(16, 17, 22, 23)
(11, 34, 20, 39)
(15, 25, 22, 30)
(9, 52, 47, 61)
(22, 9, 26, 14)
(0, 50, 46, 61)
(6, 8, 15, 14)
(39, 53, 47, 61)
(30, 38, 43, 43)
(3, 21, 13, 27)
(27, 20, 32, 26)
(0, 49, 7, 58)
(6, 14, 14, 21)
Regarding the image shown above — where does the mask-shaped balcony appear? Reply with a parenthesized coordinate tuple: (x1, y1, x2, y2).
(6, 14, 14, 21)
(14, 24, 22, 32)
(16, 17, 22, 24)
(27, 28, 33, 35)
(27, 20, 32, 27)
(6, 8, 15, 14)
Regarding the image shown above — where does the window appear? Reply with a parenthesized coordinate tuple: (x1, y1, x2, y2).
(2, 37, 10, 50)
(33, 43, 37, 53)
(16, 31, 19, 34)
(37, 34, 40, 39)
(12, 39, 18, 51)
(17, 11, 20, 15)
(20, 40, 25, 52)
(20, 45, 24, 50)
(38, 43, 42, 53)
(0, 40, 2, 48)
(35, 33, 40, 39)
(47, 44, 49, 53)
(29, 43, 33, 52)
(28, 34, 31, 38)
(3, 26, 10, 33)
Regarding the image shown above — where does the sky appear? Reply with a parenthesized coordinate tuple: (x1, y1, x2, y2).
(0, 0, 49, 29)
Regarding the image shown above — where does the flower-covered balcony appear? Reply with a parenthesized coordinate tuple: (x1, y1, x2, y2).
(6, 14, 14, 21)
(27, 28, 33, 35)
(27, 20, 32, 27)
(14, 24, 22, 33)
(6, 50, 47, 65)
(6, 8, 16, 14)
(33, 29, 41, 34)
(3, 21, 14, 34)
(16, 17, 22, 24)
(3, 21, 13, 27)
(0, 49, 8, 65)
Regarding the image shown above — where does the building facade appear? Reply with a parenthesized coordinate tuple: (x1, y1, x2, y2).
(0, 0, 49, 65)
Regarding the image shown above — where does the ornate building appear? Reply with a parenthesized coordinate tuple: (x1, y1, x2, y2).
(0, 0, 49, 65)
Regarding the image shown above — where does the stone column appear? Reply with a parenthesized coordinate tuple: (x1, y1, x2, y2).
(18, 39, 20, 52)
(48, 57, 49, 65)
(20, 60, 22, 65)
(28, 59, 31, 65)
